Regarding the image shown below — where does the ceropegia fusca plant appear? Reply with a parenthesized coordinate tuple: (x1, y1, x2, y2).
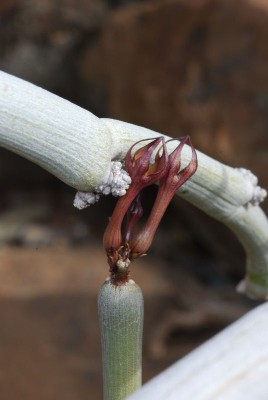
(1, 71, 268, 399)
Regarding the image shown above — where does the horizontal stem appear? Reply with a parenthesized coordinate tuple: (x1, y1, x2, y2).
(0, 71, 112, 190)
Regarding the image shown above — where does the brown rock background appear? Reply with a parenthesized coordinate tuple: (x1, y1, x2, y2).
(0, 0, 267, 399)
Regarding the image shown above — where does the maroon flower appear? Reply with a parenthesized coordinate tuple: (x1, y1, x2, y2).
(103, 136, 197, 284)
(130, 136, 197, 258)
(103, 137, 167, 254)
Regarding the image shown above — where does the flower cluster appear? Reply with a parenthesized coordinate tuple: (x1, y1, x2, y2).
(103, 136, 198, 284)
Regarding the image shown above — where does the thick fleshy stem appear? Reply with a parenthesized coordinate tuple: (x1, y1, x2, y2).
(98, 278, 144, 400)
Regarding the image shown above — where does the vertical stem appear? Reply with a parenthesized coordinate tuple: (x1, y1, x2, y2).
(98, 278, 144, 400)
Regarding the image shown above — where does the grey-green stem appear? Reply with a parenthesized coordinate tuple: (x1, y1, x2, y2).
(98, 278, 144, 400)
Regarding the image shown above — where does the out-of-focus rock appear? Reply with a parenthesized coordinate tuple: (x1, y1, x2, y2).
(0, 0, 108, 89)
(0, 205, 51, 245)
(14, 224, 56, 247)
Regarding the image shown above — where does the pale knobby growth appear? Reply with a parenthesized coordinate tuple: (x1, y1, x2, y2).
(236, 168, 267, 206)
(73, 161, 131, 210)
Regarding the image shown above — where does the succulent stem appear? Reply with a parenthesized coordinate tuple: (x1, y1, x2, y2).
(98, 278, 144, 400)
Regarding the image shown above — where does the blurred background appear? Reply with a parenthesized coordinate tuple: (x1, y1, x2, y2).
(0, 0, 267, 399)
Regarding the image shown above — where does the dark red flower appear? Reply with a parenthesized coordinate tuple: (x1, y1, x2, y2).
(103, 137, 167, 254)
(103, 136, 197, 284)
(129, 136, 197, 258)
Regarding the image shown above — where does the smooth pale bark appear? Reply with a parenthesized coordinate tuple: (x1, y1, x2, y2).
(128, 303, 268, 400)
(0, 70, 267, 299)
